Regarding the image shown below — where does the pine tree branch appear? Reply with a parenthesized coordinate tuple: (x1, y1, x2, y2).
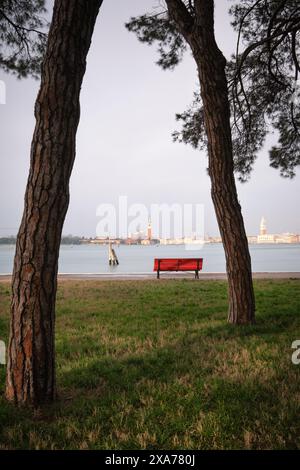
(0, 8, 47, 36)
(165, 0, 194, 37)
(234, 18, 300, 81)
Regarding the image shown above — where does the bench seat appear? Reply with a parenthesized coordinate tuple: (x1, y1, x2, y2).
(154, 258, 203, 279)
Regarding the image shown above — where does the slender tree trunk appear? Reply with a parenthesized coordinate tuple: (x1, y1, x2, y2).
(166, 0, 255, 324)
(6, 0, 103, 406)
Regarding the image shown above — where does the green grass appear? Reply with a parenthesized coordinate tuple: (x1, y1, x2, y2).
(0, 279, 299, 449)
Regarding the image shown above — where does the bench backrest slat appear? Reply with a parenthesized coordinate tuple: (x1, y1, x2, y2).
(153, 258, 203, 271)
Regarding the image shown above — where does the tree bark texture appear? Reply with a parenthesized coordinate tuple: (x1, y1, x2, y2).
(166, 0, 256, 324)
(5, 0, 103, 405)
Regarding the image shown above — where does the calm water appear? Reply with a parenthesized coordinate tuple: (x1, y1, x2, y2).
(0, 243, 299, 274)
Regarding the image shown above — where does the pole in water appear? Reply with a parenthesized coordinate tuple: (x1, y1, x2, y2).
(108, 241, 119, 265)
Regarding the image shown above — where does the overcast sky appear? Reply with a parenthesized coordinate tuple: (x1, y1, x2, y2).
(0, 0, 299, 238)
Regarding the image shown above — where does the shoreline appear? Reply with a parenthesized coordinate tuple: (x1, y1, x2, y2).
(1, 272, 300, 282)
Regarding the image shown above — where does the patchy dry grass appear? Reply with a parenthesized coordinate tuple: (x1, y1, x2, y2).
(0, 279, 299, 449)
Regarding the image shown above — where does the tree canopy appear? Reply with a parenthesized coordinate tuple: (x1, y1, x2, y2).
(0, 0, 48, 78)
(126, 0, 300, 180)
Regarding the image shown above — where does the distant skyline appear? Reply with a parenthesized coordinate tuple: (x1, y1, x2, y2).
(0, 0, 299, 238)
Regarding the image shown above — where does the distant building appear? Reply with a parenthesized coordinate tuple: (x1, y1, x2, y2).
(159, 238, 184, 245)
(247, 236, 258, 244)
(260, 216, 267, 235)
(205, 236, 222, 244)
(257, 217, 299, 244)
(275, 233, 299, 244)
(91, 237, 120, 245)
(258, 233, 276, 243)
(257, 217, 276, 243)
(141, 238, 159, 245)
(147, 219, 152, 241)
(84, 217, 300, 246)
(91, 237, 109, 244)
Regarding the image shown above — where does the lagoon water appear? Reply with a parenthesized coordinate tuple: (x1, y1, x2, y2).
(0, 243, 300, 274)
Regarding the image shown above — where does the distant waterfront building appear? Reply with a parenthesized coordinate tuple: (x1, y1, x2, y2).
(205, 236, 222, 244)
(139, 219, 159, 245)
(92, 237, 120, 245)
(258, 233, 276, 243)
(275, 233, 300, 244)
(257, 216, 275, 243)
(147, 219, 152, 241)
(247, 236, 258, 244)
(256, 217, 299, 244)
(85, 217, 300, 246)
(260, 216, 267, 235)
(159, 238, 182, 245)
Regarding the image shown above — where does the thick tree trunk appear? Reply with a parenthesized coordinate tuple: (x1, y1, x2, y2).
(167, 0, 255, 324)
(5, 0, 102, 406)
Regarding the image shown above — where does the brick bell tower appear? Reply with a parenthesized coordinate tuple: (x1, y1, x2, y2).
(147, 218, 152, 241)
(260, 216, 267, 235)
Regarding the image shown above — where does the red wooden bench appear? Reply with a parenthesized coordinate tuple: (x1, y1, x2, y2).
(154, 258, 203, 279)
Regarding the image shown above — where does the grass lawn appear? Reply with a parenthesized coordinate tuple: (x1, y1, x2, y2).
(0, 279, 299, 450)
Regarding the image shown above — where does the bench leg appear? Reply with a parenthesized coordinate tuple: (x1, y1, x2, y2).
(157, 270, 160, 279)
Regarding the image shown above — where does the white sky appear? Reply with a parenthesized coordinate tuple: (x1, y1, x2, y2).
(0, 0, 299, 238)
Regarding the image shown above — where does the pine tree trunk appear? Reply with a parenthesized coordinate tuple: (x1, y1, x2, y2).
(166, 0, 255, 324)
(5, 0, 102, 406)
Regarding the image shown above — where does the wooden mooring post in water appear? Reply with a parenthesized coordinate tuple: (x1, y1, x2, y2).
(108, 241, 119, 265)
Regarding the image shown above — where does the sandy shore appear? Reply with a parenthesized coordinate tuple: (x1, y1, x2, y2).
(0, 272, 300, 282)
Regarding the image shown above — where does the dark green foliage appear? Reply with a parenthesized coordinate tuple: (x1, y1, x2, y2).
(229, 0, 300, 179)
(269, 111, 300, 176)
(125, 14, 187, 70)
(0, 0, 48, 78)
(0, 236, 16, 244)
(61, 235, 83, 245)
(172, 92, 207, 150)
(126, 0, 300, 181)
(0, 235, 84, 244)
